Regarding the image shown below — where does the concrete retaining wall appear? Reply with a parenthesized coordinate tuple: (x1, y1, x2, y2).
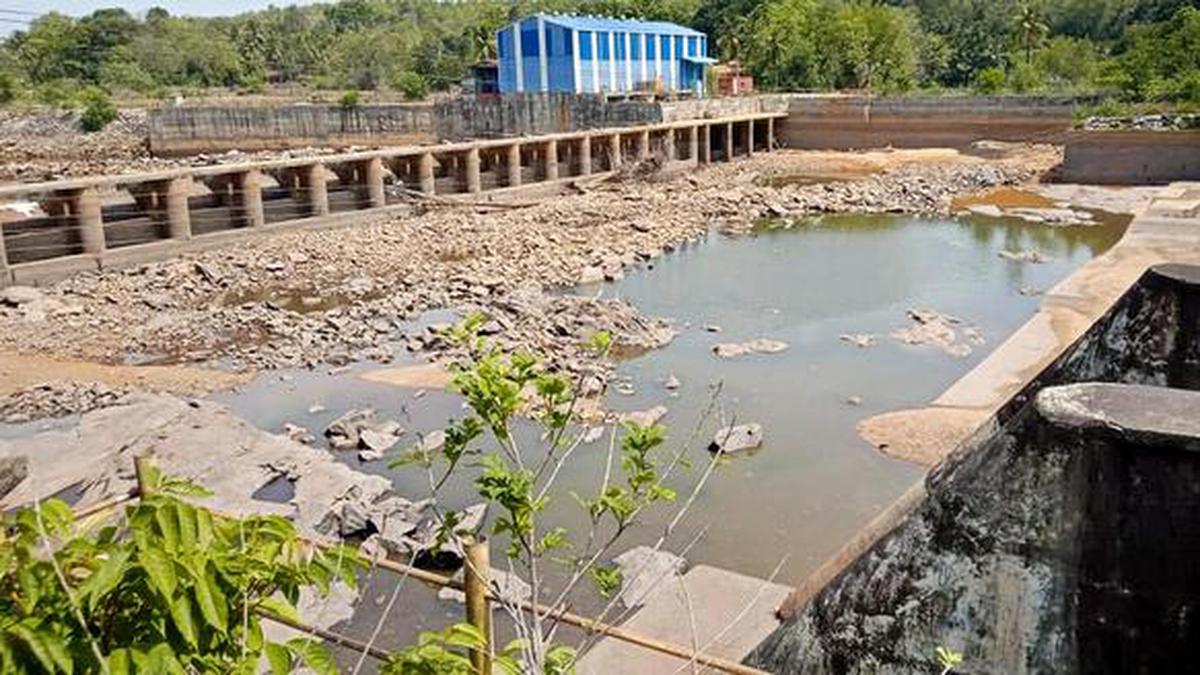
(148, 104, 438, 155)
(784, 95, 1075, 149)
(1058, 131, 1200, 185)
(432, 94, 660, 140)
(659, 94, 790, 122)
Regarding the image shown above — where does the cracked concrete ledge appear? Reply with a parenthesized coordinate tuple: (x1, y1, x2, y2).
(780, 181, 1200, 620)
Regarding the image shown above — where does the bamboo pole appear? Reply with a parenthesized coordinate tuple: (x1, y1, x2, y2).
(463, 539, 492, 674)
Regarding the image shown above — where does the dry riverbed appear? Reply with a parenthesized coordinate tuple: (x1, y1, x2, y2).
(0, 144, 1060, 422)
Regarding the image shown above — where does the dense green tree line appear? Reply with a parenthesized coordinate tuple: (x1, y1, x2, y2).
(0, 0, 1197, 108)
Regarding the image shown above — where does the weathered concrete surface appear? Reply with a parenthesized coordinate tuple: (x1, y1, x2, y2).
(148, 104, 437, 155)
(784, 95, 1074, 150)
(1057, 130, 1200, 185)
(433, 94, 660, 141)
(0, 394, 391, 540)
(1037, 383, 1200, 450)
(578, 565, 792, 675)
(748, 256, 1200, 672)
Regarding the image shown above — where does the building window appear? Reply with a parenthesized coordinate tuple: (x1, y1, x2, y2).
(615, 32, 626, 60)
(687, 36, 698, 57)
(598, 31, 610, 59)
(660, 35, 670, 58)
(579, 30, 593, 61)
(674, 36, 683, 59)
(631, 33, 642, 59)
(522, 26, 540, 57)
(498, 29, 511, 59)
(646, 33, 657, 59)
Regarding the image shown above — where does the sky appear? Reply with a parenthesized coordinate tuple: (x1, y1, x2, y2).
(0, 0, 323, 33)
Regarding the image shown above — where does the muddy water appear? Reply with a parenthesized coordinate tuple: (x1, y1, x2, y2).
(210, 211, 1126, 655)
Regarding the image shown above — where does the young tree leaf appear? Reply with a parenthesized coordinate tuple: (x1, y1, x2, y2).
(80, 548, 131, 612)
(193, 561, 228, 633)
(168, 592, 198, 649)
(141, 546, 177, 599)
(287, 638, 338, 675)
(256, 595, 301, 624)
(264, 642, 292, 675)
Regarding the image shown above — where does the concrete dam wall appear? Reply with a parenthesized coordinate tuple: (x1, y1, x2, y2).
(147, 104, 438, 155)
(147, 95, 663, 154)
(1057, 130, 1200, 185)
(783, 95, 1075, 149)
(747, 263, 1200, 674)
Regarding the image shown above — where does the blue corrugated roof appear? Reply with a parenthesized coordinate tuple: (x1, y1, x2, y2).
(530, 14, 704, 36)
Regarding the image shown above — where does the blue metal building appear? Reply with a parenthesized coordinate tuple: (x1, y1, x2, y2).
(496, 14, 714, 96)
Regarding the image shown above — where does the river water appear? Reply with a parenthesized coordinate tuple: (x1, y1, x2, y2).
(207, 210, 1126, 651)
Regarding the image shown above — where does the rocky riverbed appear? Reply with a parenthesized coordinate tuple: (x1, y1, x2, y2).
(0, 145, 1060, 423)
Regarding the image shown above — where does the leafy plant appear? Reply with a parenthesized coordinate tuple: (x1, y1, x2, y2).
(0, 465, 362, 674)
(390, 70, 428, 101)
(936, 645, 964, 674)
(339, 89, 361, 109)
(388, 315, 720, 672)
(79, 87, 117, 132)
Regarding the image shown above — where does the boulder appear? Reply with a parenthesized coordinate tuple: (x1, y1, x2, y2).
(613, 546, 687, 609)
(0, 286, 44, 306)
(620, 405, 668, 428)
(0, 456, 29, 500)
(325, 408, 376, 450)
(709, 424, 764, 454)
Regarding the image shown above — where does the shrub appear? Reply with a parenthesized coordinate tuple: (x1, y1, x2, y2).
(390, 70, 429, 101)
(339, 89, 362, 109)
(973, 67, 1006, 94)
(0, 71, 17, 104)
(0, 468, 361, 673)
(1007, 60, 1045, 94)
(79, 87, 118, 133)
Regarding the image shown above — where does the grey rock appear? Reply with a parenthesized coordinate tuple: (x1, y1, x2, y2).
(613, 546, 687, 609)
(0, 456, 29, 500)
(0, 286, 44, 306)
(709, 423, 764, 454)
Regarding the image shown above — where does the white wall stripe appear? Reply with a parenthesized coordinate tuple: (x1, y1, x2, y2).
(640, 33, 648, 85)
(513, 24, 524, 92)
(571, 29, 581, 93)
(537, 16, 549, 93)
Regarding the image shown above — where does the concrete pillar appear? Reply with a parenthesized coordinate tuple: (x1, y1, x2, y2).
(418, 153, 436, 195)
(544, 140, 559, 181)
(767, 117, 776, 152)
(238, 171, 265, 228)
(578, 136, 592, 176)
(67, 188, 105, 255)
(609, 134, 622, 170)
(638, 130, 650, 161)
(700, 124, 712, 164)
(464, 148, 482, 194)
(506, 143, 522, 187)
(0, 221, 8, 279)
(303, 163, 329, 217)
(163, 178, 192, 239)
(724, 122, 735, 162)
(663, 129, 676, 162)
(746, 119, 755, 157)
(688, 125, 699, 165)
(363, 157, 386, 207)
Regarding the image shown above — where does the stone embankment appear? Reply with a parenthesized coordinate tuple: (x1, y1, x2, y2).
(0, 145, 1057, 422)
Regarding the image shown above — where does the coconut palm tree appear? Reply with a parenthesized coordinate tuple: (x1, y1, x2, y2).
(1016, 1, 1048, 64)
